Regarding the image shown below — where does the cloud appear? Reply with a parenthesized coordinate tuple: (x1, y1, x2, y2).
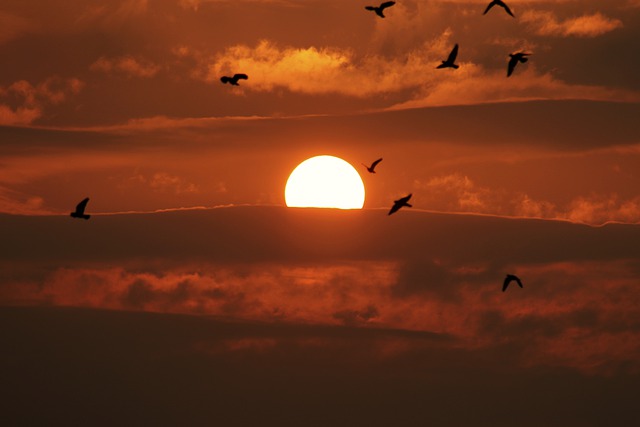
(391, 69, 640, 109)
(416, 173, 640, 225)
(563, 194, 640, 225)
(202, 36, 640, 107)
(0, 11, 33, 45)
(128, 172, 200, 194)
(90, 56, 161, 78)
(2, 258, 639, 374)
(0, 77, 84, 126)
(204, 37, 463, 97)
(522, 11, 623, 37)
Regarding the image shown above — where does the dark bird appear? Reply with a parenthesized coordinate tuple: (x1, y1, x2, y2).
(436, 44, 459, 69)
(388, 193, 412, 216)
(483, 0, 514, 17)
(365, 1, 396, 18)
(220, 73, 248, 86)
(70, 197, 91, 220)
(502, 274, 523, 292)
(507, 52, 531, 77)
(362, 158, 383, 173)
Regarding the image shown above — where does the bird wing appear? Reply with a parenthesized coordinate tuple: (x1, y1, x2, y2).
(371, 158, 383, 169)
(365, 6, 376, 11)
(394, 194, 412, 205)
(233, 74, 248, 80)
(515, 276, 523, 288)
(388, 202, 401, 215)
(447, 44, 459, 63)
(507, 56, 518, 77)
(501, 2, 514, 17)
(75, 197, 89, 214)
(483, 2, 495, 15)
(502, 276, 510, 292)
(380, 1, 396, 9)
(220, 76, 230, 83)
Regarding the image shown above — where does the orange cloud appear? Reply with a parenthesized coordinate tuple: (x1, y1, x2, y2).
(91, 56, 161, 78)
(2, 257, 639, 374)
(0, 11, 33, 45)
(522, 10, 623, 37)
(205, 37, 463, 97)
(203, 35, 639, 107)
(128, 172, 200, 194)
(415, 173, 640, 225)
(0, 77, 84, 126)
(391, 69, 640, 109)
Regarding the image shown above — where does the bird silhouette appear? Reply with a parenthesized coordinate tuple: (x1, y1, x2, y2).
(363, 158, 383, 173)
(483, 0, 514, 17)
(220, 73, 249, 86)
(436, 44, 459, 69)
(507, 52, 530, 77)
(388, 193, 412, 215)
(70, 197, 91, 220)
(365, 1, 396, 18)
(502, 274, 523, 292)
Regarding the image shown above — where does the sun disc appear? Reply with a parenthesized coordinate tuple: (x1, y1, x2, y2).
(285, 155, 365, 209)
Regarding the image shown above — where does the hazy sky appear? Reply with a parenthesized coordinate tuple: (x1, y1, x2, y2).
(1, 1, 639, 425)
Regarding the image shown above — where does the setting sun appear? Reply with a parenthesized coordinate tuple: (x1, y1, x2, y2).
(285, 155, 365, 209)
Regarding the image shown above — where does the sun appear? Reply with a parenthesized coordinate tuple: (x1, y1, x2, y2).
(285, 155, 365, 209)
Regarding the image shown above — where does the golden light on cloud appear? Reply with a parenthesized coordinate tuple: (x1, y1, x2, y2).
(285, 155, 365, 209)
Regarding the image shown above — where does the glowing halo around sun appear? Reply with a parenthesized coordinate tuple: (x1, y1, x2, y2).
(285, 155, 365, 209)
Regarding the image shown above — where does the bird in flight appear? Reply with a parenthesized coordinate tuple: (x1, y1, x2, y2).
(365, 1, 396, 18)
(502, 274, 523, 292)
(70, 197, 91, 220)
(388, 193, 412, 215)
(483, 0, 514, 17)
(220, 73, 249, 86)
(363, 158, 383, 173)
(436, 44, 459, 69)
(507, 52, 531, 77)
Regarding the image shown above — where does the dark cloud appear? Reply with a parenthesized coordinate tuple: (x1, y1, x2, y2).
(1, 306, 638, 426)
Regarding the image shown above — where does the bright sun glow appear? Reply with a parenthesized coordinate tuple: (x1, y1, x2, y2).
(285, 155, 365, 209)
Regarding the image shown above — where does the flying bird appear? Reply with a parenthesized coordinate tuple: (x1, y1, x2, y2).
(362, 158, 383, 173)
(502, 274, 523, 292)
(436, 44, 459, 69)
(365, 1, 396, 18)
(220, 73, 249, 86)
(483, 0, 514, 17)
(388, 193, 412, 216)
(70, 197, 91, 220)
(507, 52, 531, 77)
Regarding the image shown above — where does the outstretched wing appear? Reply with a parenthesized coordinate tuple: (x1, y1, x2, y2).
(515, 276, 523, 288)
(388, 202, 401, 216)
(75, 197, 89, 215)
(365, 6, 376, 11)
(233, 73, 248, 81)
(371, 158, 383, 169)
(501, 2, 514, 17)
(507, 56, 518, 77)
(447, 44, 459, 63)
(502, 276, 510, 292)
(380, 1, 396, 9)
(395, 194, 412, 205)
(220, 76, 230, 84)
(483, 2, 495, 15)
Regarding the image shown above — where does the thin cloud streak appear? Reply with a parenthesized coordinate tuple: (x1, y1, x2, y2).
(522, 10, 623, 37)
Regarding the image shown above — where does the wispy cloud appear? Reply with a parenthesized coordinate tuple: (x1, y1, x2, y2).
(0, 77, 84, 126)
(416, 173, 640, 225)
(522, 10, 623, 37)
(91, 56, 161, 78)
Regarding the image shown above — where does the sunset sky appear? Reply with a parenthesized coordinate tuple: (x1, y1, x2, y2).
(1, 1, 639, 425)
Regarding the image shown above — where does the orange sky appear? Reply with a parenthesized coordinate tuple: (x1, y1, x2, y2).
(1, 1, 639, 425)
